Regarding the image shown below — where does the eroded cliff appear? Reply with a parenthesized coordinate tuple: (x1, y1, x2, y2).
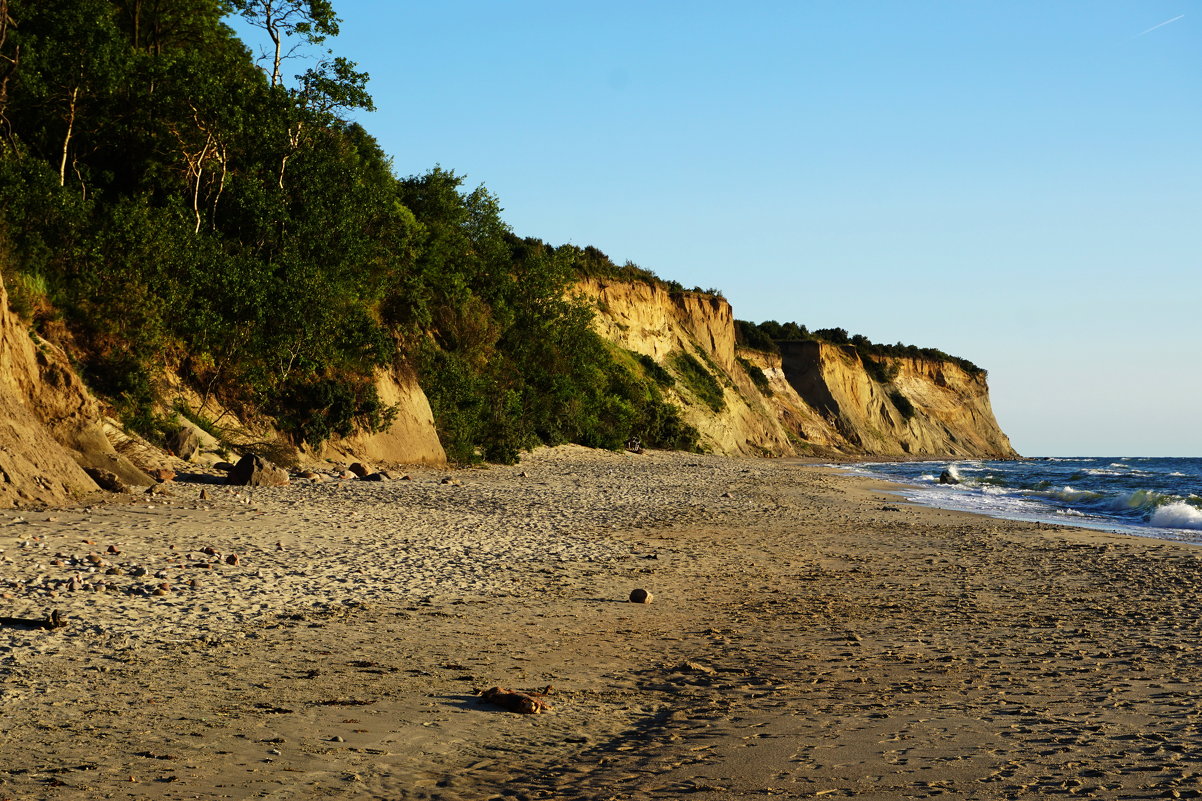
(578, 278, 797, 456)
(579, 277, 1017, 459)
(0, 274, 152, 506)
(775, 341, 1015, 458)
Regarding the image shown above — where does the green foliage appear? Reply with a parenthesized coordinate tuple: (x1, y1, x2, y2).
(670, 351, 725, 413)
(862, 356, 898, 384)
(743, 319, 986, 376)
(734, 320, 778, 353)
(755, 320, 809, 341)
(889, 389, 916, 420)
(737, 356, 771, 394)
(271, 374, 395, 448)
(559, 245, 663, 287)
(635, 353, 674, 388)
(0, 0, 706, 463)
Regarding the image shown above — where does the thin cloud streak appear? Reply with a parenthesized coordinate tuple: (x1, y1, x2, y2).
(1137, 14, 1185, 36)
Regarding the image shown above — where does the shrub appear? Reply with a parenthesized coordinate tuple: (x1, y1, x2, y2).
(670, 351, 725, 413)
(737, 356, 772, 394)
(635, 352, 674, 388)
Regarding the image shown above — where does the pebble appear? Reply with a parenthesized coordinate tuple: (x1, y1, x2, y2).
(629, 588, 653, 604)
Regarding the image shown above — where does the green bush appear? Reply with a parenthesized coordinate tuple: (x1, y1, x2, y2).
(635, 352, 674, 388)
(272, 375, 396, 449)
(737, 356, 772, 394)
(670, 351, 725, 413)
(862, 356, 899, 384)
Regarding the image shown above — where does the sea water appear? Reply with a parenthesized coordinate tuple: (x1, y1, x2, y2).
(844, 457, 1202, 543)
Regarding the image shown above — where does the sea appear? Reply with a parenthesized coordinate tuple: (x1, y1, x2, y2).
(842, 457, 1202, 544)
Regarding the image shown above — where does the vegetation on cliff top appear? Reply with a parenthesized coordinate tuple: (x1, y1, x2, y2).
(736, 320, 986, 377)
(0, 0, 698, 461)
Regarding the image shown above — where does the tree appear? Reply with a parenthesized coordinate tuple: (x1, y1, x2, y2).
(230, 0, 338, 87)
(296, 55, 372, 118)
(7, 0, 127, 188)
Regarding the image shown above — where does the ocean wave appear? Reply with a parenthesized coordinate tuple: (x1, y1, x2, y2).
(1042, 486, 1104, 503)
(1104, 489, 1175, 512)
(1150, 502, 1202, 531)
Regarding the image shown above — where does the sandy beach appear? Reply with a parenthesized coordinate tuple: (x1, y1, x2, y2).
(2, 447, 1201, 800)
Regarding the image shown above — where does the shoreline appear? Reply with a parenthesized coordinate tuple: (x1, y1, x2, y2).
(3, 447, 1201, 799)
(837, 457, 1202, 549)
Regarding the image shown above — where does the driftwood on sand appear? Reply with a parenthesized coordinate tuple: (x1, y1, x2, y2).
(478, 685, 553, 714)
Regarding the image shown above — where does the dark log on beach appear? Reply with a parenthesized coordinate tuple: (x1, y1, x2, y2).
(0, 609, 66, 630)
(479, 685, 553, 714)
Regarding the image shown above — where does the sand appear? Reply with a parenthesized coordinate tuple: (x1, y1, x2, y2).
(2, 446, 1201, 800)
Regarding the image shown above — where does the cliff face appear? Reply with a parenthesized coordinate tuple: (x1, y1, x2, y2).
(0, 274, 155, 506)
(776, 341, 1016, 458)
(165, 366, 447, 468)
(579, 278, 1017, 459)
(317, 367, 447, 466)
(578, 278, 796, 456)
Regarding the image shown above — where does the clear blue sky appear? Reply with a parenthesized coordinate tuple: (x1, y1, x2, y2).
(233, 1, 1201, 457)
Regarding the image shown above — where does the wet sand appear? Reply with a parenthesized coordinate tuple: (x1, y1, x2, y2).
(2, 446, 1201, 800)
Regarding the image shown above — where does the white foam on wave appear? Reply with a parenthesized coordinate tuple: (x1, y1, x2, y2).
(1046, 486, 1103, 503)
(944, 465, 963, 481)
(1150, 502, 1202, 531)
(918, 474, 937, 483)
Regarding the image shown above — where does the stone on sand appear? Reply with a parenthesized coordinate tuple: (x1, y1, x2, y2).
(226, 454, 289, 487)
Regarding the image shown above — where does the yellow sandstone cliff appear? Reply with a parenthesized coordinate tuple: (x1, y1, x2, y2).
(578, 277, 1017, 459)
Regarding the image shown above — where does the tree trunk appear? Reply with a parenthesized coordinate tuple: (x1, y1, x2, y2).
(59, 85, 80, 187)
(192, 134, 214, 234)
(267, 4, 282, 86)
(0, 0, 18, 137)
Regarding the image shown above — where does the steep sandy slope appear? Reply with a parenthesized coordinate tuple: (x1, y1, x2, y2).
(0, 275, 123, 506)
(735, 347, 848, 454)
(317, 367, 447, 466)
